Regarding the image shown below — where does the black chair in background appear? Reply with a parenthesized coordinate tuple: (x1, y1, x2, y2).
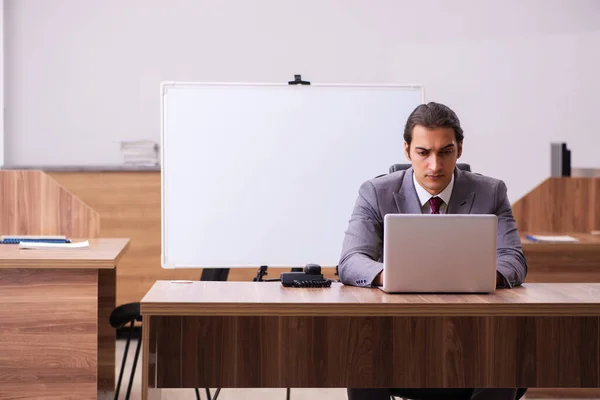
(388, 163, 472, 173)
(110, 303, 142, 400)
(109, 268, 228, 399)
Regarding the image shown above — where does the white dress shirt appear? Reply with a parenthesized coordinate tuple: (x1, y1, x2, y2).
(412, 172, 454, 214)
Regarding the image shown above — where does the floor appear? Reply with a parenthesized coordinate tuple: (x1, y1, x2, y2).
(115, 339, 596, 400)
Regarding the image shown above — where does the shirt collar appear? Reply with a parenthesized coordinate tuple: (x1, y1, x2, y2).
(412, 170, 454, 207)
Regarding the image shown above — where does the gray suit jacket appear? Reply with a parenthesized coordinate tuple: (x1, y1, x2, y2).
(338, 167, 527, 288)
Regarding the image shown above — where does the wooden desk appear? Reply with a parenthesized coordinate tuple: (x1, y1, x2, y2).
(141, 281, 600, 399)
(521, 234, 600, 398)
(522, 233, 600, 282)
(0, 238, 129, 399)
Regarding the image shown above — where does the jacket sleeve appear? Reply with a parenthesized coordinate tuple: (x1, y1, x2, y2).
(494, 180, 528, 287)
(338, 181, 385, 287)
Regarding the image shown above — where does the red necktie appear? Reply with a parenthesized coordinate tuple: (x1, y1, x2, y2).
(429, 196, 443, 214)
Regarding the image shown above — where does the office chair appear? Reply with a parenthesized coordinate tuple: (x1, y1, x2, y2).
(109, 268, 227, 399)
(109, 307, 218, 400)
(391, 389, 527, 400)
(110, 303, 142, 400)
(388, 163, 472, 173)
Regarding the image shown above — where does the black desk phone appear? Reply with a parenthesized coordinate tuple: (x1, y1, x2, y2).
(280, 264, 332, 288)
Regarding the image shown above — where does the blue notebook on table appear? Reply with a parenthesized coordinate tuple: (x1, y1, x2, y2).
(0, 235, 71, 244)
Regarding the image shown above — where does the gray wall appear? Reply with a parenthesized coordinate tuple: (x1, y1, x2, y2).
(4, 0, 600, 202)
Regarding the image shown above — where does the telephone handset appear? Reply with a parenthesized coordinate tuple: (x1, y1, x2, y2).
(280, 264, 332, 288)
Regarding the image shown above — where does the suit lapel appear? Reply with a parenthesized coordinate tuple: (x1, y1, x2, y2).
(392, 167, 422, 214)
(447, 167, 476, 214)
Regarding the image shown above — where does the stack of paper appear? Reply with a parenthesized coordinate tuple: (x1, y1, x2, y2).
(19, 240, 90, 250)
(525, 235, 579, 243)
(120, 140, 159, 166)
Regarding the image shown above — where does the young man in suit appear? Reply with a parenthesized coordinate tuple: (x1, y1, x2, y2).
(338, 102, 528, 400)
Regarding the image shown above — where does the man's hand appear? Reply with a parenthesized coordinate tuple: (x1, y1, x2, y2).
(373, 272, 504, 288)
(373, 272, 383, 286)
(496, 271, 505, 287)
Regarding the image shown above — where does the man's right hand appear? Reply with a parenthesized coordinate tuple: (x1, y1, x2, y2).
(372, 272, 383, 286)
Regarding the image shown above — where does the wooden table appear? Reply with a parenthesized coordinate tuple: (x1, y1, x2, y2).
(522, 233, 600, 282)
(0, 238, 129, 400)
(141, 281, 600, 399)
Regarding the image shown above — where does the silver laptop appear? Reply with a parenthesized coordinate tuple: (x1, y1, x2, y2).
(381, 214, 497, 293)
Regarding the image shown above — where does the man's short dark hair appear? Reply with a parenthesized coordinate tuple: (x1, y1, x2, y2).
(403, 102, 464, 148)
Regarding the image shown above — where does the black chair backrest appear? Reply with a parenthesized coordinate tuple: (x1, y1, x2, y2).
(388, 163, 471, 174)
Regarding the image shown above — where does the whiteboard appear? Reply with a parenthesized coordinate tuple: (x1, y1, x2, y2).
(161, 82, 423, 268)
